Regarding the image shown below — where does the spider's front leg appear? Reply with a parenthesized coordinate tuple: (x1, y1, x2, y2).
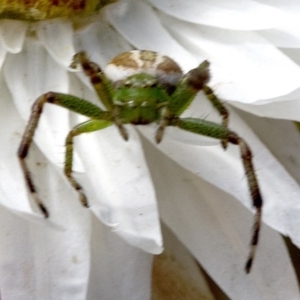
(170, 117, 262, 273)
(157, 61, 229, 147)
(18, 92, 111, 217)
(185, 61, 229, 135)
(71, 52, 114, 111)
(71, 52, 129, 140)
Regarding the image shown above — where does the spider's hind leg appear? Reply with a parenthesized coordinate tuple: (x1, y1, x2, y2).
(173, 117, 262, 273)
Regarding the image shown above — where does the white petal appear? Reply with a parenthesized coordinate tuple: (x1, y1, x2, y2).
(104, 0, 197, 69)
(160, 12, 300, 101)
(148, 0, 288, 30)
(255, 0, 300, 15)
(35, 19, 76, 68)
(73, 118, 162, 254)
(260, 24, 300, 48)
(142, 139, 299, 299)
(0, 193, 91, 299)
(86, 215, 153, 300)
(229, 55, 300, 120)
(234, 111, 300, 193)
(0, 20, 27, 53)
(258, 1, 300, 45)
(74, 16, 132, 67)
(0, 160, 152, 299)
(281, 47, 300, 66)
(231, 98, 300, 121)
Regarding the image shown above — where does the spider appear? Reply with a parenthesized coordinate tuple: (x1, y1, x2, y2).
(18, 50, 263, 273)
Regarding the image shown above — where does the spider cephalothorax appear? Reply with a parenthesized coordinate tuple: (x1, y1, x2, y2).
(19, 50, 263, 273)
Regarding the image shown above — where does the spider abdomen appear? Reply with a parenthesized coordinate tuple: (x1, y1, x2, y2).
(105, 50, 183, 94)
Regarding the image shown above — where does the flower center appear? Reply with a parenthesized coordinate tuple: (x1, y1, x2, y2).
(0, 0, 116, 21)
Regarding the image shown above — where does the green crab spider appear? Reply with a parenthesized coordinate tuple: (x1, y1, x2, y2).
(18, 50, 262, 273)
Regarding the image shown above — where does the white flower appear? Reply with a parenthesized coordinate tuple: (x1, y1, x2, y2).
(0, 0, 300, 299)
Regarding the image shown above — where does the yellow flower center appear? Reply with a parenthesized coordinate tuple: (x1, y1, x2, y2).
(0, 0, 116, 21)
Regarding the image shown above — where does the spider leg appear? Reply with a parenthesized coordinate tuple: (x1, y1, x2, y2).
(111, 107, 129, 141)
(157, 60, 229, 145)
(172, 117, 262, 273)
(71, 52, 114, 110)
(156, 118, 168, 143)
(18, 155, 49, 218)
(71, 52, 128, 140)
(65, 120, 113, 207)
(18, 92, 111, 217)
(203, 85, 229, 149)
